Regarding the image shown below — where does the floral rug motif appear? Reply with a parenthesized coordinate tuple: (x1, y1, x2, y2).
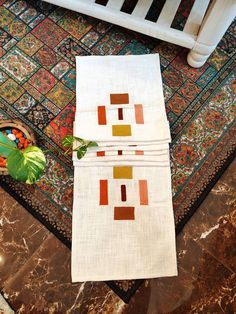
(0, 0, 235, 303)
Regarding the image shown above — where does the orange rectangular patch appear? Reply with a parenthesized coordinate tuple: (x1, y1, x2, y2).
(112, 125, 131, 136)
(97, 151, 105, 157)
(110, 93, 129, 104)
(97, 106, 106, 125)
(139, 180, 148, 205)
(114, 207, 135, 220)
(113, 166, 133, 179)
(100, 180, 108, 205)
(135, 104, 144, 124)
(135, 150, 144, 155)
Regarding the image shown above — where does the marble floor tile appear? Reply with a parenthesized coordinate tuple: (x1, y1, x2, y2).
(123, 241, 235, 314)
(0, 189, 49, 288)
(176, 160, 236, 274)
(197, 210, 236, 273)
(177, 160, 236, 242)
(2, 234, 125, 314)
(194, 161, 236, 273)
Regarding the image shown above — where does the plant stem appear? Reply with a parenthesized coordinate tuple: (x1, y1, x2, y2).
(73, 143, 88, 151)
(64, 148, 72, 155)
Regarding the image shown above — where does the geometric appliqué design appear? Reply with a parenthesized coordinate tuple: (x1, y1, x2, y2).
(97, 93, 144, 137)
(99, 166, 149, 221)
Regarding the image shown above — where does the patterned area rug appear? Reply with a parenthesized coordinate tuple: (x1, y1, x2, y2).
(0, 0, 235, 303)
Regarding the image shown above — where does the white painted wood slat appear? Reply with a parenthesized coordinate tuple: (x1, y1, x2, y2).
(194, 0, 236, 46)
(42, 0, 196, 48)
(106, 0, 126, 10)
(184, 0, 210, 35)
(41, 0, 236, 67)
(157, 0, 181, 27)
(132, 0, 153, 18)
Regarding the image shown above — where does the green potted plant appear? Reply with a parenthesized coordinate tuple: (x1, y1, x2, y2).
(0, 120, 46, 184)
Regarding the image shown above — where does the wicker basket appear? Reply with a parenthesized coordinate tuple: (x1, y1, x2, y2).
(0, 120, 36, 175)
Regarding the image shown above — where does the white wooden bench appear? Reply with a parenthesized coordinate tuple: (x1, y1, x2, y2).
(43, 0, 236, 67)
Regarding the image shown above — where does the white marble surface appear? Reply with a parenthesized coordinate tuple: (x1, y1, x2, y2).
(0, 294, 14, 314)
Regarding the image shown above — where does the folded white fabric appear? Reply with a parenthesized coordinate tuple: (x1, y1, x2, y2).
(74, 54, 170, 144)
(72, 54, 177, 282)
(73, 151, 170, 165)
(72, 163, 177, 281)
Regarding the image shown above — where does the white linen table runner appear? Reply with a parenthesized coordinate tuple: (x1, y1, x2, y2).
(72, 54, 177, 281)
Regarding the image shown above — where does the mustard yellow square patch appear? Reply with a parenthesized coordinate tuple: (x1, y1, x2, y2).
(113, 166, 133, 179)
(112, 125, 131, 136)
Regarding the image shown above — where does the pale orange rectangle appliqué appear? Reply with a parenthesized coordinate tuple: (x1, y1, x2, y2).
(139, 180, 148, 205)
(135, 104, 144, 124)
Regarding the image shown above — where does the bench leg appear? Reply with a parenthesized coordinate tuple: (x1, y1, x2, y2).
(187, 47, 213, 68)
(187, 0, 236, 68)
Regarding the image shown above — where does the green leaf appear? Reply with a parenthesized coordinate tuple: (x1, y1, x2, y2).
(0, 131, 17, 157)
(87, 141, 98, 148)
(76, 146, 87, 159)
(61, 135, 74, 147)
(62, 135, 98, 159)
(7, 146, 46, 184)
(74, 136, 85, 144)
